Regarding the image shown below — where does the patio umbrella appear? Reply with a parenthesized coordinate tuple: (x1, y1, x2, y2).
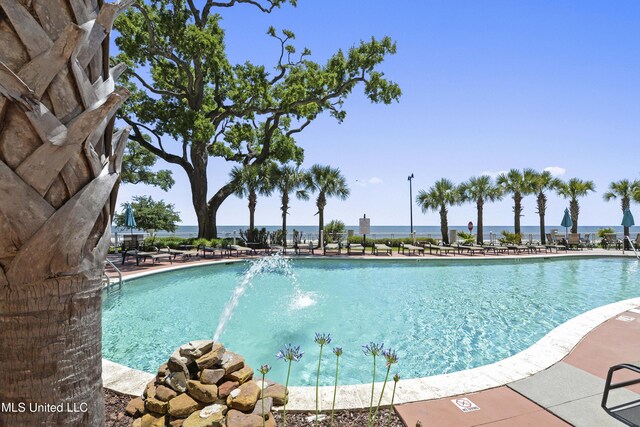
(622, 208, 635, 228)
(621, 208, 635, 251)
(560, 208, 573, 240)
(124, 203, 137, 239)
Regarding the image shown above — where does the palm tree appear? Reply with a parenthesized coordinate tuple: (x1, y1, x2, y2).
(229, 164, 272, 240)
(459, 176, 503, 245)
(497, 169, 532, 236)
(557, 178, 596, 233)
(268, 164, 309, 248)
(603, 179, 640, 241)
(0, 1, 130, 425)
(416, 179, 461, 244)
(526, 169, 562, 244)
(307, 164, 350, 243)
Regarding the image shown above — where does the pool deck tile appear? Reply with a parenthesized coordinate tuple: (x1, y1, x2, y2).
(395, 386, 570, 427)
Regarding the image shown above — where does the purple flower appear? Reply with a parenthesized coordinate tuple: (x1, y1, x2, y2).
(362, 342, 384, 356)
(314, 332, 332, 346)
(259, 364, 271, 375)
(383, 349, 398, 367)
(276, 344, 304, 362)
(333, 347, 343, 357)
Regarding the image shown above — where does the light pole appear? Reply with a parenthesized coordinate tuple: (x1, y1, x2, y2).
(408, 173, 414, 238)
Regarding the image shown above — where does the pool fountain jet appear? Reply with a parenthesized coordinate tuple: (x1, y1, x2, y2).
(213, 253, 315, 341)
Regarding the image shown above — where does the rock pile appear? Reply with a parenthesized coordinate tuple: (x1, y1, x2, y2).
(125, 341, 287, 427)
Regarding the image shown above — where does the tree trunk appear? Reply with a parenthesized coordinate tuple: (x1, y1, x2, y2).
(0, 1, 130, 425)
(513, 193, 522, 235)
(476, 199, 483, 245)
(206, 182, 236, 239)
(440, 206, 449, 245)
(537, 193, 546, 244)
(570, 199, 579, 234)
(248, 190, 256, 240)
(281, 193, 289, 248)
(189, 144, 209, 238)
(317, 193, 326, 242)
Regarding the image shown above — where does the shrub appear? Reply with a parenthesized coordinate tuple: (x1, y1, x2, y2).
(325, 220, 346, 243)
(456, 231, 475, 244)
(597, 227, 615, 238)
(498, 230, 521, 244)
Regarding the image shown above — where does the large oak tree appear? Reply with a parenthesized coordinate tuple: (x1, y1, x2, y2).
(114, 0, 401, 238)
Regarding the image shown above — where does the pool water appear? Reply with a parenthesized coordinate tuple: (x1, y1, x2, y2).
(102, 257, 639, 386)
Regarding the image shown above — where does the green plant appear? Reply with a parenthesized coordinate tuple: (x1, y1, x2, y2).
(193, 238, 210, 248)
(325, 220, 347, 243)
(498, 230, 522, 244)
(330, 347, 343, 427)
(276, 344, 304, 426)
(363, 342, 384, 426)
(114, 196, 181, 234)
(457, 231, 475, 244)
(258, 364, 271, 427)
(373, 349, 398, 422)
(314, 333, 331, 426)
(597, 227, 615, 238)
(387, 374, 400, 427)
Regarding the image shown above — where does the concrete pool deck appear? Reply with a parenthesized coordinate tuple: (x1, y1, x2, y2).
(102, 249, 640, 425)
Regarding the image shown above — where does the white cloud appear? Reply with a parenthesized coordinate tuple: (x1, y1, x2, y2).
(368, 177, 383, 185)
(543, 166, 566, 176)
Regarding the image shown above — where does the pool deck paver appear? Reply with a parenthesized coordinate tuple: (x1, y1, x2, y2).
(103, 250, 640, 425)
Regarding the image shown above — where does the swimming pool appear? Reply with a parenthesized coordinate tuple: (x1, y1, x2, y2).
(102, 257, 639, 386)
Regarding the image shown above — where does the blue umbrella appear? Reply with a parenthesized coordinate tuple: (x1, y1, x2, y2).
(560, 208, 573, 239)
(124, 203, 137, 238)
(622, 208, 635, 228)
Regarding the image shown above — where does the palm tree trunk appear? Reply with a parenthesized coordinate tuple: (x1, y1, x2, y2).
(317, 193, 326, 243)
(570, 199, 579, 234)
(440, 206, 449, 245)
(476, 199, 484, 245)
(538, 193, 546, 244)
(248, 190, 257, 232)
(514, 193, 522, 235)
(0, 1, 131, 425)
(282, 194, 289, 248)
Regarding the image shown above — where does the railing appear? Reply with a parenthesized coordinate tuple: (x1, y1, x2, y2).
(104, 258, 123, 291)
(624, 236, 639, 260)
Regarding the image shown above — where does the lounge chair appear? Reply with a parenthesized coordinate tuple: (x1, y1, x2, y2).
(132, 247, 174, 265)
(526, 243, 546, 253)
(484, 244, 508, 255)
(424, 243, 456, 256)
(347, 243, 365, 255)
(161, 246, 199, 260)
(567, 233, 585, 250)
(198, 244, 227, 258)
(400, 243, 424, 256)
(455, 243, 486, 255)
(601, 361, 640, 424)
(372, 243, 393, 256)
(228, 244, 256, 257)
(323, 243, 341, 255)
(505, 244, 529, 254)
(295, 242, 315, 255)
(604, 233, 621, 250)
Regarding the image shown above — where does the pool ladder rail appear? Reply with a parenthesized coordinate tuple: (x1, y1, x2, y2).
(623, 236, 640, 260)
(103, 258, 123, 291)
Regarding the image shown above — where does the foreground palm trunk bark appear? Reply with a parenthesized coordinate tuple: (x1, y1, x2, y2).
(0, 1, 130, 425)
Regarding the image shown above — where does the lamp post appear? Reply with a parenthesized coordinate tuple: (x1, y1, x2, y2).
(408, 173, 414, 239)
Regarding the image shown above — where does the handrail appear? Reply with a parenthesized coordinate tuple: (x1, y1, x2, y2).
(624, 235, 639, 260)
(104, 258, 123, 290)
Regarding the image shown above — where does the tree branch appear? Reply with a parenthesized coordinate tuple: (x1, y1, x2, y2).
(128, 70, 185, 98)
(123, 117, 191, 171)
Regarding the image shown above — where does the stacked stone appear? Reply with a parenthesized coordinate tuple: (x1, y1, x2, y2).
(125, 341, 287, 427)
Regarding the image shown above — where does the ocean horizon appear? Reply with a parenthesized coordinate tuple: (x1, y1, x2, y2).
(113, 224, 635, 241)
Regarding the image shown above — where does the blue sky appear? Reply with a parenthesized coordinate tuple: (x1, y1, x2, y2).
(115, 0, 640, 227)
